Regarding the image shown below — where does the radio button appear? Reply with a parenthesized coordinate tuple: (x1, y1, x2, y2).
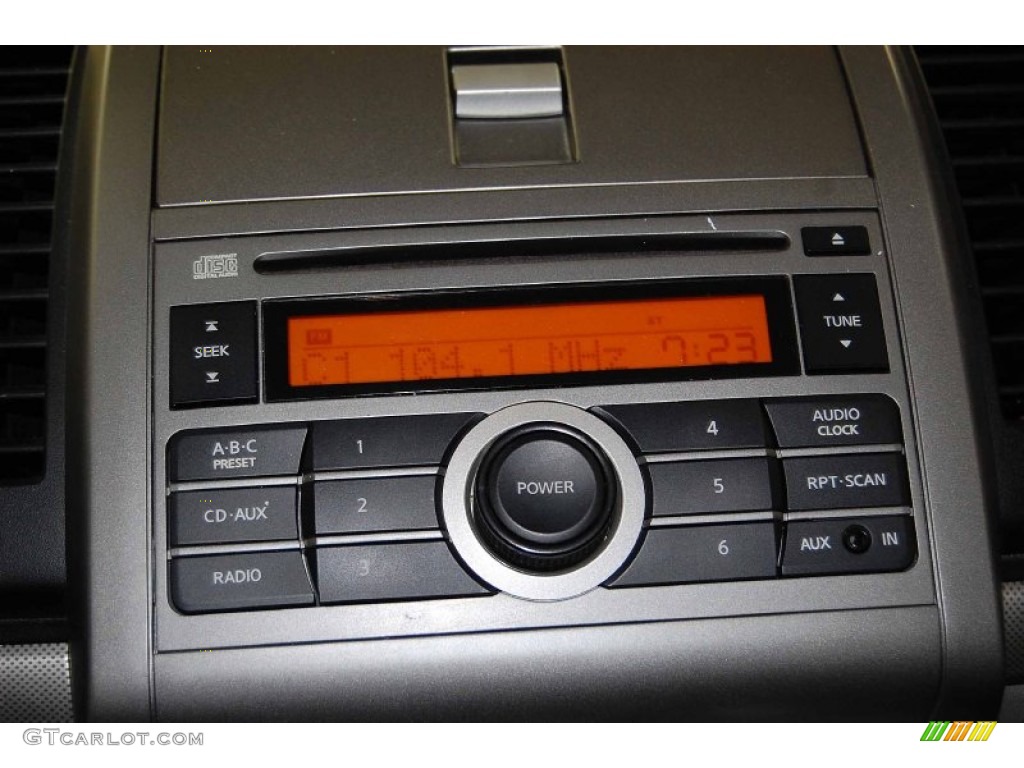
(609, 522, 778, 587)
(764, 395, 902, 448)
(794, 274, 889, 374)
(311, 413, 481, 470)
(596, 399, 766, 454)
(170, 301, 258, 408)
(783, 453, 909, 511)
(781, 515, 915, 576)
(170, 551, 314, 614)
(169, 425, 308, 482)
(170, 486, 298, 547)
(313, 476, 439, 535)
(314, 542, 490, 604)
(649, 458, 776, 517)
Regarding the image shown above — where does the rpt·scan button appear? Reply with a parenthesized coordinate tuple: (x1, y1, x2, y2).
(783, 453, 909, 511)
(170, 301, 258, 408)
(169, 425, 308, 482)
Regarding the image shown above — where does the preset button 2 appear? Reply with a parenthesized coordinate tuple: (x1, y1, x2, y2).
(313, 475, 439, 535)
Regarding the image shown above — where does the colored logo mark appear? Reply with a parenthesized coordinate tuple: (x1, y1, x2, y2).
(920, 721, 997, 742)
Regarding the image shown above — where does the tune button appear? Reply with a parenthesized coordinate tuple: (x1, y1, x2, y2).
(476, 425, 614, 571)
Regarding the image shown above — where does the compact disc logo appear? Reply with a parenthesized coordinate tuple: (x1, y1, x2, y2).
(920, 721, 997, 741)
(192, 253, 239, 280)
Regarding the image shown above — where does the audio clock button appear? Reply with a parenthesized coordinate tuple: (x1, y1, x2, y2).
(764, 395, 902, 448)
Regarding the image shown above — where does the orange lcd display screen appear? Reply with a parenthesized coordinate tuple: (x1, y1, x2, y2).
(286, 294, 773, 388)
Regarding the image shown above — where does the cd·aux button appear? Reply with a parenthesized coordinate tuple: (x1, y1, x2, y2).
(170, 301, 258, 408)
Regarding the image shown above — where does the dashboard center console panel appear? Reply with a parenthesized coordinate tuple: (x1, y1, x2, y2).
(65, 46, 1004, 720)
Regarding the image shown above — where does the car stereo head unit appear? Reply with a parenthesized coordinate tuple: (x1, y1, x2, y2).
(66, 47, 1004, 721)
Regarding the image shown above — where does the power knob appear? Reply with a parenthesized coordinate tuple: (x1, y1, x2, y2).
(475, 425, 615, 572)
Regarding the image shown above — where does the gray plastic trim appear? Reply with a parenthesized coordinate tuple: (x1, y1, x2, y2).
(65, 46, 161, 721)
(840, 45, 1004, 716)
(154, 606, 941, 721)
(441, 402, 646, 601)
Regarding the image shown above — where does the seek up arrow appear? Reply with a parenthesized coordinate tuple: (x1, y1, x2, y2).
(205, 320, 219, 332)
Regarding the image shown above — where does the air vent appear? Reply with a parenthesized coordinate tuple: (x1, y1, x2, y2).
(0, 47, 73, 484)
(916, 46, 1024, 421)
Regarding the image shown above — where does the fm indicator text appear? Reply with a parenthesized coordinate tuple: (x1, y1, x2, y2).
(287, 295, 773, 387)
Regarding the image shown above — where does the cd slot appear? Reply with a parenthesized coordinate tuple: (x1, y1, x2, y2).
(253, 231, 790, 274)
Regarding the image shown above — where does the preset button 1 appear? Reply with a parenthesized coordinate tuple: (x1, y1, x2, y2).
(311, 413, 480, 470)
